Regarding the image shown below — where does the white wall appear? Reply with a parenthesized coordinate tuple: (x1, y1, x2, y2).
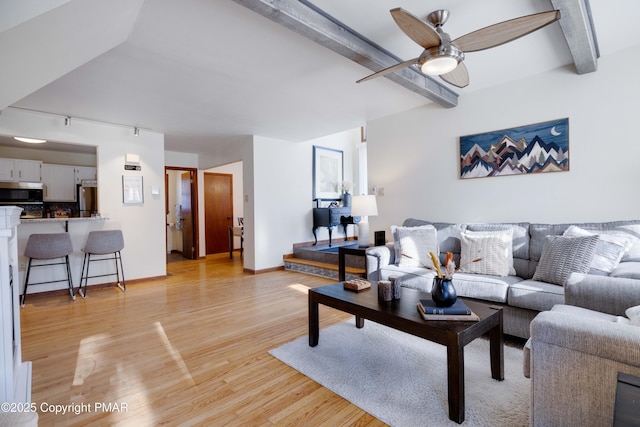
(170, 129, 359, 272)
(305, 128, 361, 242)
(0, 108, 166, 291)
(366, 45, 640, 238)
(248, 129, 360, 271)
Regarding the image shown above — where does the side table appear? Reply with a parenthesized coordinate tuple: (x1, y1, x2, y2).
(614, 372, 640, 426)
(338, 246, 368, 281)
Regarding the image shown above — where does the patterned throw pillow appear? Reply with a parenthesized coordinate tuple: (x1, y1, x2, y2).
(563, 225, 633, 275)
(458, 229, 513, 277)
(391, 225, 438, 268)
(532, 235, 599, 286)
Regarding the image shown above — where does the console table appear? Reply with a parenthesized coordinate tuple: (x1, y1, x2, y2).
(312, 206, 351, 247)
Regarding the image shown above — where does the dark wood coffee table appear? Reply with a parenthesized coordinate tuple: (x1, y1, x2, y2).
(308, 282, 504, 424)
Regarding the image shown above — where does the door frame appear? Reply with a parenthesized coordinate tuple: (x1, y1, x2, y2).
(165, 166, 200, 259)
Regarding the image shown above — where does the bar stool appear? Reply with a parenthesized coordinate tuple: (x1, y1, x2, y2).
(79, 230, 125, 298)
(22, 233, 75, 307)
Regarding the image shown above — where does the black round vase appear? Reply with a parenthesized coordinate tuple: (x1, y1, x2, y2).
(431, 277, 457, 307)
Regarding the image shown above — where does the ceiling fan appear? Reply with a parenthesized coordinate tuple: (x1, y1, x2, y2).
(357, 7, 560, 88)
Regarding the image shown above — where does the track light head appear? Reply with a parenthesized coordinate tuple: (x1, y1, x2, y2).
(64, 116, 71, 126)
(134, 127, 140, 137)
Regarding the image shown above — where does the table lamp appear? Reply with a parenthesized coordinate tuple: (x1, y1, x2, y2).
(351, 195, 378, 247)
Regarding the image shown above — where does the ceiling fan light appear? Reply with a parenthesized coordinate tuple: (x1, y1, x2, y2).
(419, 44, 463, 76)
(421, 56, 458, 75)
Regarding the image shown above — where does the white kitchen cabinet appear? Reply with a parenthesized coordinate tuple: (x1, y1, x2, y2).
(42, 164, 76, 201)
(0, 159, 13, 181)
(0, 158, 42, 182)
(16, 160, 42, 182)
(75, 166, 97, 183)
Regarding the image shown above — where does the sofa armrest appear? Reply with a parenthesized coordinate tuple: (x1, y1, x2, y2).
(565, 273, 640, 315)
(530, 310, 640, 426)
(365, 244, 395, 281)
(531, 311, 640, 365)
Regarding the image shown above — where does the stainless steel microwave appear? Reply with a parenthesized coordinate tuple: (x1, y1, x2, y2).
(0, 182, 44, 205)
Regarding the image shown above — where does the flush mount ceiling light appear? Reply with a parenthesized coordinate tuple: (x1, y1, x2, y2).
(14, 136, 47, 144)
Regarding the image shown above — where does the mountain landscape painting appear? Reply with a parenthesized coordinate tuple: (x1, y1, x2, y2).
(460, 118, 569, 179)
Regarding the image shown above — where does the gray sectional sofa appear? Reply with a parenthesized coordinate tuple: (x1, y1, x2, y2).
(365, 218, 640, 338)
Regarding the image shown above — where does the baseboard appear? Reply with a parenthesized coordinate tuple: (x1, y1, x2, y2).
(243, 266, 284, 275)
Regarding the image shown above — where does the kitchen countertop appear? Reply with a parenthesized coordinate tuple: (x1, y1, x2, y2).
(20, 217, 109, 231)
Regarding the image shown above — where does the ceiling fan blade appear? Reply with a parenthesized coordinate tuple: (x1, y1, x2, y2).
(356, 58, 419, 83)
(440, 62, 469, 88)
(390, 7, 441, 49)
(453, 10, 560, 53)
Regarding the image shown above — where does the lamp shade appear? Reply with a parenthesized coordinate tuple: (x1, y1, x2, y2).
(351, 195, 378, 217)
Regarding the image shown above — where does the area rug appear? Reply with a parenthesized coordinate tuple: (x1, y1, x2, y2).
(317, 244, 359, 254)
(270, 319, 529, 426)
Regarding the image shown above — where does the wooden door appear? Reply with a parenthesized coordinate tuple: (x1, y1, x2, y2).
(181, 172, 196, 260)
(204, 173, 233, 254)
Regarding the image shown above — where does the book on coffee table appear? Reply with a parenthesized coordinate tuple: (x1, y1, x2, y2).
(417, 303, 480, 322)
(419, 299, 472, 315)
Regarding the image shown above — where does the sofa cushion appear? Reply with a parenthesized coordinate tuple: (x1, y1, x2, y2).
(391, 224, 438, 268)
(610, 262, 640, 280)
(508, 280, 565, 312)
(459, 229, 513, 276)
(563, 225, 633, 275)
(532, 235, 599, 286)
(451, 273, 522, 303)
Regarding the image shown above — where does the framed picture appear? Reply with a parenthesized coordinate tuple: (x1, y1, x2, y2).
(313, 145, 343, 200)
(459, 118, 569, 179)
(122, 175, 144, 204)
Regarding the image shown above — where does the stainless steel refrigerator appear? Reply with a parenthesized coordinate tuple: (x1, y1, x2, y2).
(78, 180, 98, 217)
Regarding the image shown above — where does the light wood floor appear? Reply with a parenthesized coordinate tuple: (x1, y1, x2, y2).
(20, 253, 387, 426)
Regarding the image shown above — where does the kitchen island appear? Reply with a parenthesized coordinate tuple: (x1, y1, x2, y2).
(18, 216, 114, 297)
(20, 216, 108, 231)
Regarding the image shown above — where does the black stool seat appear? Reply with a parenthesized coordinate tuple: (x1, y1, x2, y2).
(22, 233, 75, 307)
(79, 230, 125, 297)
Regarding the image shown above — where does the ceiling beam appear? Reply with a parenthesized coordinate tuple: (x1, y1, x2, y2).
(231, 0, 459, 108)
(550, 0, 599, 74)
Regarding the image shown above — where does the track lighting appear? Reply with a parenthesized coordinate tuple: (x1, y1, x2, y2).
(7, 106, 150, 136)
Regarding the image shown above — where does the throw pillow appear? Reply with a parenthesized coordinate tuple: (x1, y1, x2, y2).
(563, 225, 633, 275)
(392, 225, 438, 268)
(532, 235, 599, 286)
(626, 305, 640, 327)
(458, 229, 513, 277)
